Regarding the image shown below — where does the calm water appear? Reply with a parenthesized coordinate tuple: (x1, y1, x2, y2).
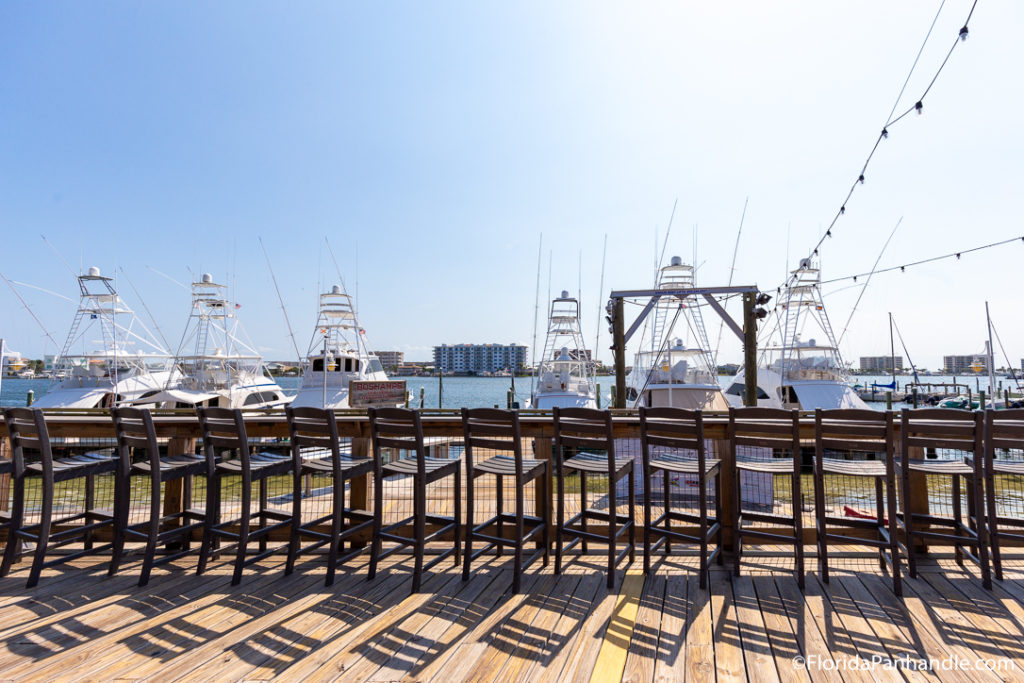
(1, 373, 1014, 410)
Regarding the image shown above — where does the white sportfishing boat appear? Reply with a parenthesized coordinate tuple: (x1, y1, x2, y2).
(34, 267, 173, 409)
(725, 259, 868, 410)
(290, 284, 400, 409)
(626, 257, 729, 410)
(529, 290, 598, 409)
(136, 273, 287, 409)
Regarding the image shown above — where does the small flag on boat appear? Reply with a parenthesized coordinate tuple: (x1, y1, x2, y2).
(359, 328, 366, 335)
(235, 303, 242, 309)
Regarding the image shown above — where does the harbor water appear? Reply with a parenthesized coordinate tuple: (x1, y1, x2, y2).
(1, 374, 1015, 410)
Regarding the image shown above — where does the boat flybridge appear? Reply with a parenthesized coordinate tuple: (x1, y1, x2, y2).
(135, 273, 287, 409)
(626, 257, 730, 410)
(725, 258, 868, 410)
(529, 290, 598, 409)
(34, 267, 173, 409)
(290, 284, 399, 409)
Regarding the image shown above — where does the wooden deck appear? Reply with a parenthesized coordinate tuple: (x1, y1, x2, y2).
(3, 547, 1024, 681)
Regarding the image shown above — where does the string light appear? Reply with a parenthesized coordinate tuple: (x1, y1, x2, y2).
(783, 1, 976, 289)
(820, 235, 1024, 286)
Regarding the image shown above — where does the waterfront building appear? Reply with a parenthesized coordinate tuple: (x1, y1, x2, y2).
(376, 350, 404, 370)
(943, 354, 987, 374)
(433, 343, 528, 375)
(859, 356, 904, 372)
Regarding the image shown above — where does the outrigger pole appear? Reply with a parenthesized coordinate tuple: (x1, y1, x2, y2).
(607, 284, 770, 408)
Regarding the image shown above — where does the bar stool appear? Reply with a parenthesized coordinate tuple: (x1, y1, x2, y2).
(196, 407, 295, 586)
(285, 405, 376, 586)
(367, 407, 461, 593)
(461, 407, 548, 593)
(728, 407, 804, 589)
(1, 408, 120, 588)
(640, 407, 722, 589)
(984, 408, 1024, 581)
(109, 407, 207, 586)
(814, 409, 903, 596)
(900, 408, 990, 589)
(553, 406, 635, 589)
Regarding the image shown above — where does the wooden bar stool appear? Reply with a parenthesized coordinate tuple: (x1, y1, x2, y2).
(367, 407, 461, 593)
(285, 405, 376, 586)
(196, 407, 295, 586)
(461, 407, 549, 593)
(1, 408, 120, 588)
(984, 408, 1024, 581)
(109, 407, 207, 586)
(900, 408, 991, 589)
(814, 409, 904, 596)
(640, 406, 722, 589)
(553, 406, 635, 589)
(728, 407, 804, 589)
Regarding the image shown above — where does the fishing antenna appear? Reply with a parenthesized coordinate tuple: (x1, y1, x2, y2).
(258, 237, 302, 363)
(529, 234, 543, 400)
(714, 197, 748, 359)
(8, 280, 73, 302)
(41, 234, 78, 277)
(118, 267, 172, 352)
(837, 216, 903, 345)
(147, 266, 189, 291)
(593, 233, 607, 363)
(0, 272, 60, 348)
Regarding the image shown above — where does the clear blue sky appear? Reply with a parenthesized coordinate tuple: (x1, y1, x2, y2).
(1, 2, 1022, 370)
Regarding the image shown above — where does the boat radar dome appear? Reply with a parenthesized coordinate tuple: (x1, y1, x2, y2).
(202, 273, 214, 284)
(670, 256, 682, 267)
(88, 266, 100, 277)
(331, 285, 342, 294)
(799, 258, 812, 269)
(560, 290, 569, 299)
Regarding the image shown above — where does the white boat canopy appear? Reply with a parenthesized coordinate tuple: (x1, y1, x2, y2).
(790, 383, 866, 410)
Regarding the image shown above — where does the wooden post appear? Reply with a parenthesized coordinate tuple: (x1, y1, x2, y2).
(350, 426, 371, 548)
(0, 437, 10, 517)
(613, 297, 626, 409)
(533, 437, 554, 545)
(742, 292, 757, 407)
(163, 437, 195, 539)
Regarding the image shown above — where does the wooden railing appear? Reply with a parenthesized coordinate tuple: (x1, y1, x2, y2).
(0, 409, 948, 546)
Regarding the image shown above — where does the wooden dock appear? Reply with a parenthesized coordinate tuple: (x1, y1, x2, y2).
(2, 547, 1024, 681)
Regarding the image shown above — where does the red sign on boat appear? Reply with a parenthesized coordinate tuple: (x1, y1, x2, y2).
(349, 380, 407, 407)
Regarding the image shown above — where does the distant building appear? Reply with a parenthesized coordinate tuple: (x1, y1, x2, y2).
(943, 354, 987, 374)
(433, 343, 528, 374)
(375, 350, 404, 370)
(859, 356, 904, 373)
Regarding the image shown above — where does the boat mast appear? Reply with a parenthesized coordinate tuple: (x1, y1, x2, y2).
(986, 301, 997, 402)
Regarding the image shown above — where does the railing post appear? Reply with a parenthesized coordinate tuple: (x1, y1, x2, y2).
(613, 297, 626, 409)
(742, 292, 757, 407)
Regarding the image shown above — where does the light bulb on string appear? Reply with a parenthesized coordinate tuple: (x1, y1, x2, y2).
(881, 128, 889, 139)
(858, 175, 865, 184)
(959, 26, 969, 42)
(915, 101, 923, 115)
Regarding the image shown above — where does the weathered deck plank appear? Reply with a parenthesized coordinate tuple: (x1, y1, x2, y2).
(0, 550, 1023, 681)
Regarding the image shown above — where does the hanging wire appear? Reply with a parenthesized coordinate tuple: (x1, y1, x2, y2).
(789, 0, 979, 287)
(820, 235, 1024, 286)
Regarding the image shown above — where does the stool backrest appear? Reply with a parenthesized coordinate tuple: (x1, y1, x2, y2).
(111, 406, 161, 476)
(286, 405, 342, 474)
(728, 406, 800, 449)
(461, 407, 523, 476)
(2, 407, 51, 477)
(815, 408, 893, 456)
(984, 408, 1024, 452)
(552, 407, 615, 471)
(639, 406, 706, 471)
(368, 407, 426, 476)
(901, 408, 982, 454)
(197, 407, 250, 472)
